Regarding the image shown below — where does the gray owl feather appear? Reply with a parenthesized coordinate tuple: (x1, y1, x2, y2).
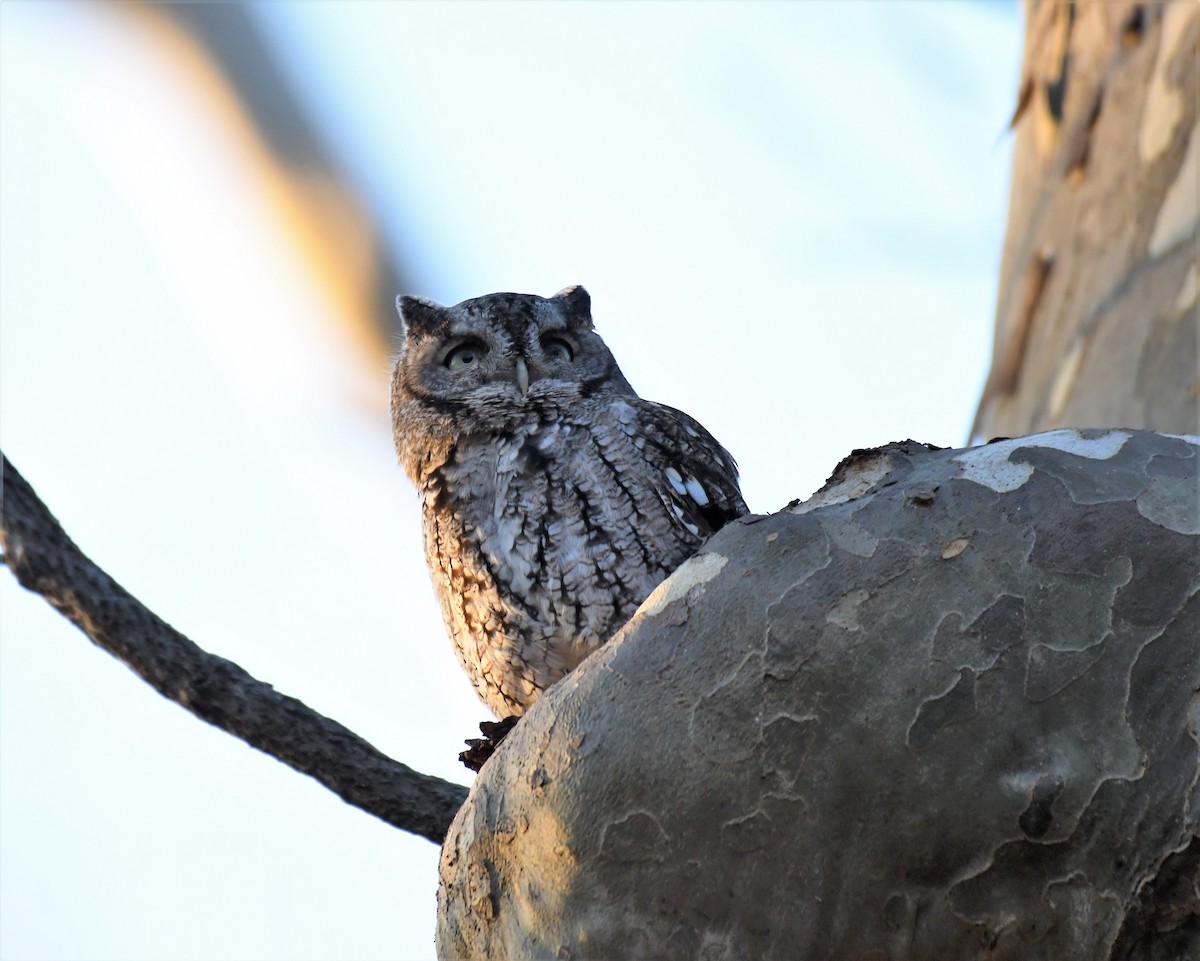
(390, 286, 748, 718)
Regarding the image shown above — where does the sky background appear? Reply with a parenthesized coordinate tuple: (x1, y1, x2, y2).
(1, 2, 1020, 959)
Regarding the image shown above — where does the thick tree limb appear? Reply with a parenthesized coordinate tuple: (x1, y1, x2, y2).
(0, 452, 467, 844)
(439, 429, 1199, 959)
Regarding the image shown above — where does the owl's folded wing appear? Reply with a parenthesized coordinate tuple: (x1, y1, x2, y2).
(628, 399, 750, 539)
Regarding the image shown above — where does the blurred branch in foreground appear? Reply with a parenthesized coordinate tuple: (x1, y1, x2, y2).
(0, 452, 467, 844)
(118, 1, 415, 370)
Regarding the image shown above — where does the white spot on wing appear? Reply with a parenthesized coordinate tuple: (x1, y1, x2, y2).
(684, 475, 709, 506)
(664, 466, 687, 496)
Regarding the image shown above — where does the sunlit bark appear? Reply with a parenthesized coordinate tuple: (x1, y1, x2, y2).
(972, 1, 1198, 440)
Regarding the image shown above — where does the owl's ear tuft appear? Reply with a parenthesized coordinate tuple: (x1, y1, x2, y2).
(396, 295, 449, 340)
(552, 285, 593, 329)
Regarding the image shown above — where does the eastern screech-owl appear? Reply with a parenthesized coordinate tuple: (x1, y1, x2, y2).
(390, 286, 748, 718)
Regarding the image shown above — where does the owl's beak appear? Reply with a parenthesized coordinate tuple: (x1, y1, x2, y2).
(515, 357, 530, 396)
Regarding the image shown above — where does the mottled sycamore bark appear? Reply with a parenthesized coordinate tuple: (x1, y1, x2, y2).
(439, 430, 1199, 960)
(973, 1, 1198, 440)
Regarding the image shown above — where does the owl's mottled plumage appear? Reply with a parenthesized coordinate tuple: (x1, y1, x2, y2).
(390, 286, 748, 717)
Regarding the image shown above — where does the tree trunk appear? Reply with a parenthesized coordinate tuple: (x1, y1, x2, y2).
(972, 1, 1198, 441)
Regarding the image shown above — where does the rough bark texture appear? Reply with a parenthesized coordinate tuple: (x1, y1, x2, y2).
(972, 1, 1199, 440)
(0, 453, 468, 844)
(437, 428, 1199, 960)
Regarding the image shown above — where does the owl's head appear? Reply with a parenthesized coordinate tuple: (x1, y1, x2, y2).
(390, 286, 634, 477)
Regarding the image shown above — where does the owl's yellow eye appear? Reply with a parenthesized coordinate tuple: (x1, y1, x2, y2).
(542, 336, 574, 363)
(446, 341, 487, 371)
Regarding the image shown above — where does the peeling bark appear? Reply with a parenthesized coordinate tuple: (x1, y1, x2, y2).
(973, 1, 1199, 439)
(437, 429, 1199, 960)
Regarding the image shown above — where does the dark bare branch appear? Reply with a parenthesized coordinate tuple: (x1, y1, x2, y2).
(0, 452, 467, 844)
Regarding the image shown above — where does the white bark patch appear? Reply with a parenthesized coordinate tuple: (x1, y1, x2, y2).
(954, 429, 1131, 493)
(1148, 118, 1199, 257)
(1175, 265, 1198, 313)
(1138, 3, 1196, 164)
(791, 453, 894, 514)
(1046, 338, 1085, 421)
(821, 514, 879, 558)
(641, 552, 728, 618)
(827, 588, 869, 630)
(1136, 434, 1200, 535)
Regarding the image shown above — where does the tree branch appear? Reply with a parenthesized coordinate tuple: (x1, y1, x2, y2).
(0, 452, 468, 844)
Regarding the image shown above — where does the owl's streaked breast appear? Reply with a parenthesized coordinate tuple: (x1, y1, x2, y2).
(420, 399, 691, 716)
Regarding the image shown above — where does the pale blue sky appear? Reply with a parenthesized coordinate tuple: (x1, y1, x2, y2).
(1, 3, 1019, 958)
